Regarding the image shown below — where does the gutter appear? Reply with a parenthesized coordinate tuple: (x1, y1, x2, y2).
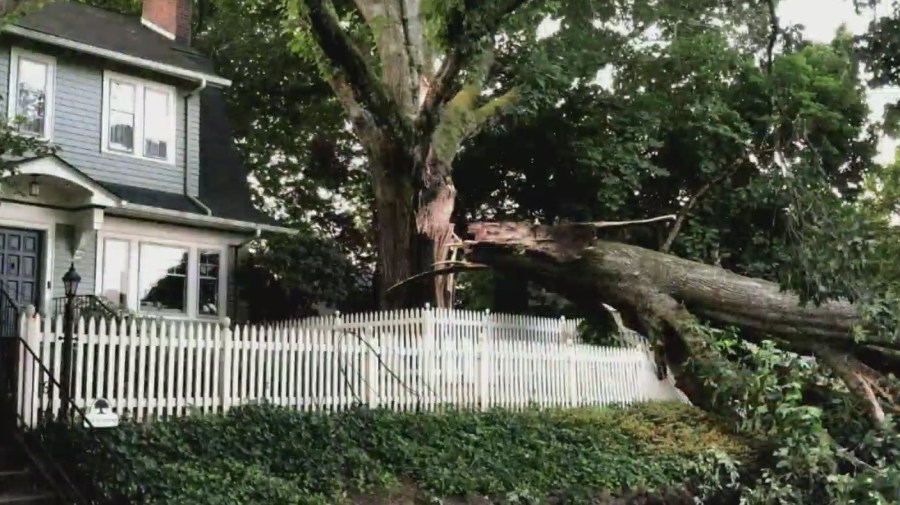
(183, 79, 212, 215)
(110, 202, 297, 235)
(3, 25, 232, 87)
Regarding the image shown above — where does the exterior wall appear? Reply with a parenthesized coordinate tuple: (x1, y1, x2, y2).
(0, 38, 201, 195)
(52, 224, 97, 300)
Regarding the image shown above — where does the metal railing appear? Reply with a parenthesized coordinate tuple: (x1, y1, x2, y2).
(1, 289, 127, 504)
(4, 334, 91, 504)
(51, 294, 120, 322)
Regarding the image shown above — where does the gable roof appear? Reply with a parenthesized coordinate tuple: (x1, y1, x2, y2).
(199, 87, 278, 226)
(6, 1, 229, 86)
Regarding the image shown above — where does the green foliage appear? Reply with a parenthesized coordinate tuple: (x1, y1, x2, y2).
(682, 323, 900, 504)
(46, 404, 753, 504)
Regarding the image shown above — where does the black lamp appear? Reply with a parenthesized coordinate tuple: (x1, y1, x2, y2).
(63, 263, 81, 297)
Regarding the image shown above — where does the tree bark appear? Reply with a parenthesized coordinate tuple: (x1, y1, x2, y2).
(462, 222, 900, 414)
(300, 0, 524, 308)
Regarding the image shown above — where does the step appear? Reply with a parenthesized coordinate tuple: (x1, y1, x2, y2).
(0, 492, 57, 505)
(0, 469, 36, 493)
(0, 449, 25, 472)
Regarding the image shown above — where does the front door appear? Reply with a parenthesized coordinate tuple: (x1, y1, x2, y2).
(0, 228, 41, 428)
(0, 228, 41, 309)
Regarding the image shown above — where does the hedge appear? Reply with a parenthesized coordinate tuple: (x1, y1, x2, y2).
(42, 402, 756, 504)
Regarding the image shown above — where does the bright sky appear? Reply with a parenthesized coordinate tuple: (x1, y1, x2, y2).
(781, 0, 900, 164)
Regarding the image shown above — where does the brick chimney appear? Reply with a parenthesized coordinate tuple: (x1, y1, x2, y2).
(141, 0, 191, 45)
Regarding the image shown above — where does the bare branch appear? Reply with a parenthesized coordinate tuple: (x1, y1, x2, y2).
(578, 215, 676, 230)
(386, 262, 489, 293)
(661, 168, 736, 253)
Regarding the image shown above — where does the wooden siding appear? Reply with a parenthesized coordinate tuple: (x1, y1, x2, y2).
(0, 40, 201, 195)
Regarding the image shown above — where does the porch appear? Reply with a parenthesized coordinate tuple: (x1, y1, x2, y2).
(0, 156, 261, 321)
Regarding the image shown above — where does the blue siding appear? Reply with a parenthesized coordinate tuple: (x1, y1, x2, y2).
(0, 40, 201, 195)
(52, 224, 96, 301)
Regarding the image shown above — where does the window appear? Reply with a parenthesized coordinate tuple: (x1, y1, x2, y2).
(143, 88, 170, 159)
(101, 239, 130, 307)
(102, 72, 175, 164)
(197, 251, 220, 316)
(108, 81, 135, 152)
(138, 244, 188, 313)
(8, 48, 55, 139)
(98, 237, 225, 318)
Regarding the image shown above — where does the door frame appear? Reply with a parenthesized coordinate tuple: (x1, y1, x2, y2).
(0, 226, 44, 309)
(0, 205, 57, 314)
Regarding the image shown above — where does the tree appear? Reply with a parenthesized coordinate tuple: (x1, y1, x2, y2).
(283, 0, 738, 307)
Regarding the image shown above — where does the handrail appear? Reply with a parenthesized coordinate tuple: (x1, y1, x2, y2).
(5, 296, 130, 504)
(51, 294, 120, 321)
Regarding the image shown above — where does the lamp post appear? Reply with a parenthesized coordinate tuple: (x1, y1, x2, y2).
(59, 263, 80, 420)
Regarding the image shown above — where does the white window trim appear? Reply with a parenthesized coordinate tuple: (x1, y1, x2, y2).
(7, 47, 56, 141)
(96, 230, 227, 320)
(101, 70, 177, 166)
(197, 249, 223, 319)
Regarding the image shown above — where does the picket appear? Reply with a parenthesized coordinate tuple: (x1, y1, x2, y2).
(17, 307, 686, 426)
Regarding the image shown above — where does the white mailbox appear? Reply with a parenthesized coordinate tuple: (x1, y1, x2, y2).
(84, 399, 119, 429)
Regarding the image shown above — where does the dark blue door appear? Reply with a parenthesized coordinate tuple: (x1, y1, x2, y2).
(0, 228, 41, 308)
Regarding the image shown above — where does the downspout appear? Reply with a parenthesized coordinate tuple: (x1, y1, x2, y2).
(184, 79, 211, 215)
(232, 227, 261, 320)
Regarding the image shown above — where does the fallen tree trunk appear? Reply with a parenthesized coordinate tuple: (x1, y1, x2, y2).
(462, 222, 900, 417)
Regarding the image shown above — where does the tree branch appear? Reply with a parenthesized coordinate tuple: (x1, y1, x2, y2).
(415, 0, 532, 139)
(660, 167, 737, 253)
(817, 348, 888, 424)
(302, 0, 411, 141)
(765, 0, 779, 75)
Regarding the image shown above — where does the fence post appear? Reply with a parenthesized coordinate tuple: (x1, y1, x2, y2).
(19, 306, 39, 427)
(565, 337, 576, 407)
(479, 309, 492, 411)
(220, 317, 233, 413)
(422, 304, 435, 410)
(365, 329, 380, 409)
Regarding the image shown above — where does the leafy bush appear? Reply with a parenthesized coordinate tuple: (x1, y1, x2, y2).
(46, 403, 753, 504)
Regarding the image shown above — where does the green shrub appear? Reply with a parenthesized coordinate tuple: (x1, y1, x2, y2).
(46, 402, 754, 504)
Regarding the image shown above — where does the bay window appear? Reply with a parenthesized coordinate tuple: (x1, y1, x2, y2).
(102, 72, 175, 164)
(99, 237, 224, 318)
(8, 48, 55, 139)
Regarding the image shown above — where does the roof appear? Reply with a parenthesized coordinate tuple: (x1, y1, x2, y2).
(199, 87, 279, 227)
(8, 2, 228, 85)
(101, 182, 206, 214)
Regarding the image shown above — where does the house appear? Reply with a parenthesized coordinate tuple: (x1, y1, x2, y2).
(0, 0, 291, 321)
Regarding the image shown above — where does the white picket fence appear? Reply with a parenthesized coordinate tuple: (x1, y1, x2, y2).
(15, 307, 685, 425)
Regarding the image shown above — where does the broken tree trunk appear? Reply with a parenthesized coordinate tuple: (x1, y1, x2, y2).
(463, 222, 900, 417)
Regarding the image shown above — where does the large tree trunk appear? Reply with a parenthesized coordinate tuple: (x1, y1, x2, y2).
(463, 222, 900, 415)
(371, 145, 456, 309)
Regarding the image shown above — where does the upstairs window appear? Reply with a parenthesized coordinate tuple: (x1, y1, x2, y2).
(102, 72, 175, 164)
(8, 48, 55, 139)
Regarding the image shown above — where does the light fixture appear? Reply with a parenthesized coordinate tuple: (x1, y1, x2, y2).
(63, 263, 81, 298)
(28, 176, 40, 197)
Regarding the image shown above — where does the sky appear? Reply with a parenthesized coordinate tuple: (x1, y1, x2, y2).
(781, 0, 900, 164)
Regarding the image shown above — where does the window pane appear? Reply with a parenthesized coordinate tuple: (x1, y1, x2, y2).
(101, 239, 129, 308)
(109, 81, 135, 152)
(16, 58, 47, 136)
(139, 244, 187, 313)
(110, 81, 135, 113)
(109, 111, 135, 151)
(198, 251, 220, 316)
(143, 88, 169, 159)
